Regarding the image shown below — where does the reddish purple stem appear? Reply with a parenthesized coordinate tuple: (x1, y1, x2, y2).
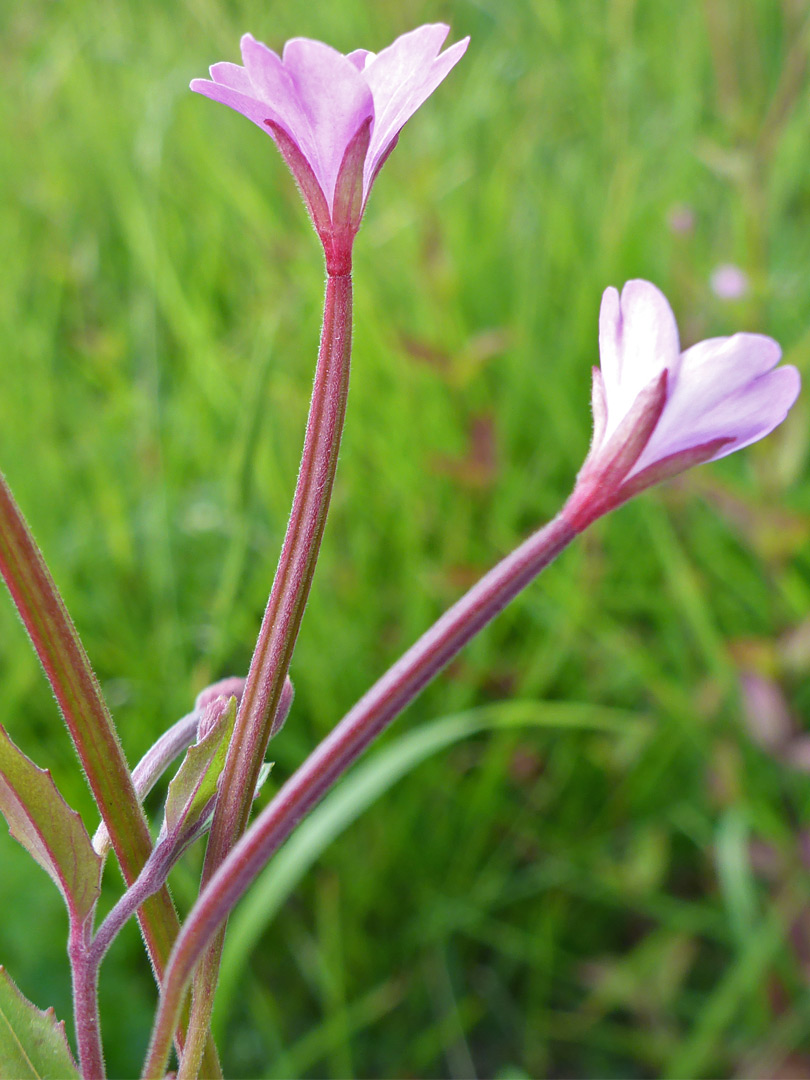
(0, 472, 220, 1073)
(69, 917, 104, 1080)
(179, 271, 354, 1075)
(205, 271, 353, 869)
(143, 509, 575, 1078)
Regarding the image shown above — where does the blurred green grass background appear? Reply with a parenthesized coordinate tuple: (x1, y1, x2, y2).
(2, 0, 810, 1076)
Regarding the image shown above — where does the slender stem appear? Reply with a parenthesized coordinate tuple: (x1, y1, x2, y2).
(80, 829, 226, 1075)
(92, 711, 198, 858)
(80, 831, 220, 1076)
(128, 713, 199, 804)
(179, 271, 354, 1077)
(206, 271, 353, 867)
(143, 511, 576, 1078)
(90, 845, 175, 969)
(179, 952, 219, 1080)
(0, 473, 220, 1071)
(69, 918, 105, 1080)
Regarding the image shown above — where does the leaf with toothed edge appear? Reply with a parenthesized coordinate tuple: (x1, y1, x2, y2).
(0, 967, 79, 1079)
(0, 726, 101, 924)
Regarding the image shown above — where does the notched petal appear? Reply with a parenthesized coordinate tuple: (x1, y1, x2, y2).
(362, 26, 468, 196)
(209, 62, 254, 94)
(281, 37, 374, 206)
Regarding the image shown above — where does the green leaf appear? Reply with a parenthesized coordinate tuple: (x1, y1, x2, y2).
(166, 759, 274, 861)
(164, 696, 237, 836)
(0, 967, 79, 1079)
(0, 726, 101, 923)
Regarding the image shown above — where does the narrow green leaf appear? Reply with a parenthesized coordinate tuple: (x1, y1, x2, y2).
(0, 726, 101, 923)
(164, 697, 237, 836)
(0, 967, 79, 1079)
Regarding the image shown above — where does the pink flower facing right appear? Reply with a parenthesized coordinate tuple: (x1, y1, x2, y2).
(564, 279, 800, 531)
(191, 25, 468, 274)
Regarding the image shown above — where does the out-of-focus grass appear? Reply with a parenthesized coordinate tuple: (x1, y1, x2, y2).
(2, 0, 810, 1076)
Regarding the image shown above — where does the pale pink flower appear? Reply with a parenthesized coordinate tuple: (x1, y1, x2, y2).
(710, 263, 750, 300)
(565, 279, 800, 529)
(191, 25, 469, 273)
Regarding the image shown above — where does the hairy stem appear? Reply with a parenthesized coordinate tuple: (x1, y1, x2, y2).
(179, 271, 354, 1077)
(90, 845, 176, 969)
(69, 918, 104, 1080)
(92, 711, 198, 859)
(143, 511, 576, 1078)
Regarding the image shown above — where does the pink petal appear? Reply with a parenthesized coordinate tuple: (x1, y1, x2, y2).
(675, 333, 782, 404)
(648, 333, 782, 457)
(598, 280, 681, 440)
(346, 49, 373, 71)
(209, 62, 255, 95)
(691, 364, 801, 460)
(239, 36, 316, 165)
(239, 35, 295, 102)
(633, 363, 800, 474)
(190, 76, 285, 132)
(280, 37, 374, 209)
(361, 24, 469, 198)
